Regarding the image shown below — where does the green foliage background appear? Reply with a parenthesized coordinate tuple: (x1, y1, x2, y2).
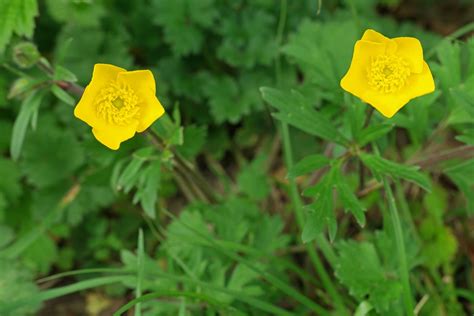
(0, 0, 473, 315)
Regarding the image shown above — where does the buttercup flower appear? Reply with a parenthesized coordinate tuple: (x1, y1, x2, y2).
(74, 64, 165, 150)
(341, 29, 435, 118)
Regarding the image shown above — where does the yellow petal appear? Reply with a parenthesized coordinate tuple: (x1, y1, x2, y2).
(92, 124, 137, 150)
(393, 37, 424, 73)
(401, 61, 435, 100)
(136, 96, 165, 133)
(117, 70, 164, 132)
(362, 89, 409, 118)
(92, 63, 126, 83)
(117, 70, 156, 96)
(74, 85, 100, 127)
(361, 29, 390, 44)
(340, 40, 387, 99)
(362, 62, 434, 118)
(74, 64, 126, 128)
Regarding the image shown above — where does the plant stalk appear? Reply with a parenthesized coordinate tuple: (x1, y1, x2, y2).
(383, 177, 415, 315)
(274, 0, 347, 313)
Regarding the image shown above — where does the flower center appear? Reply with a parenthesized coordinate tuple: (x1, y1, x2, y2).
(95, 81, 140, 125)
(367, 54, 411, 93)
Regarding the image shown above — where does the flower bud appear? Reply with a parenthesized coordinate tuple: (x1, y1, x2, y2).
(12, 42, 40, 69)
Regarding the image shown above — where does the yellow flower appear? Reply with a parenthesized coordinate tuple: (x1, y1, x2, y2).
(74, 64, 165, 150)
(341, 29, 435, 118)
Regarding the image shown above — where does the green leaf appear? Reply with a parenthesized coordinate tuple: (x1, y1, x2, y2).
(354, 301, 373, 316)
(333, 167, 366, 227)
(21, 233, 58, 274)
(455, 128, 474, 145)
(0, 259, 40, 316)
(356, 123, 394, 147)
(53, 65, 78, 82)
(444, 158, 474, 212)
(117, 147, 154, 193)
(204, 76, 250, 124)
(136, 160, 161, 219)
(360, 153, 432, 192)
(51, 85, 76, 106)
(10, 91, 44, 160)
(260, 87, 348, 145)
(335, 240, 402, 312)
(450, 87, 474, 119)
(419, 218, 458, 270)
(152, 115, 183, 146)
(288, 154, 329, 179)
(217, 9, 277, 68)
(0, 158, 22, 202)
(0, 0, 38, 53)
(0, 225, 14, 249)
(22, 127, 84, 188)
(237, 155, 270, 201)
(302, 171, 337, 243)
(178, 125, 207, 159)
(152, 0, 216, 56)
(226, 264, 262, 301)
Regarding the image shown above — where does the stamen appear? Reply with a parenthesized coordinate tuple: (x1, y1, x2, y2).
(95, 81, 140, 125)
(367, 54, 411, 93)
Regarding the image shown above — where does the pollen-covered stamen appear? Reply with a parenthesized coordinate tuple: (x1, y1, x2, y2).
(95, 81, 140, 125)
(367, 54, 411, 93)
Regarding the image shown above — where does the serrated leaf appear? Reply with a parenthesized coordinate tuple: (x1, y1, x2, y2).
(178, 125, 207, 159)
(455, 128, 474, 145)
(204, 76, 249, 124)
(450, 87, 474, 119)
(444, 158, 474, 212)
(334, 167, 366, 227)
(360, 153, 432, 192)
(335, 240, 402, 312)
(10, 91, 43, 160)
(117, 147, 154, 193)
(237, 155, 270, 201)
(419, 218, 458, 269)
(217, 9, 276, 68)
(51, 85, 75, 106)
(226, 264, 262, 299)
(302, 172, 336, 242)
(0, 0, 38, 53)
(136, 160, 161, 219)
(288, 154, 329, 179)
(152, 0, 216, 56)
(0, 259, 41, 316)
(261, 87, 348, 145)
(22, 127, 84, 188)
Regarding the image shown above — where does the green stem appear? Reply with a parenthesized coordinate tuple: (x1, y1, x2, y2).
(274, 0, 347, 313)
(383, 177, 414, 315)
(135, 229, 145, 316)
(281, 124, 347, 313)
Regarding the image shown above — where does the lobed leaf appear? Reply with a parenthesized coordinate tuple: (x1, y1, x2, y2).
(360, 153, 432, 192)
(260, 87, 349, 145)
(288, 154, 330, 179)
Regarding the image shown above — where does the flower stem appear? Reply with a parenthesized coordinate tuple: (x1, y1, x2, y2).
(275, 0, 347, 313)
(383, 177, 415, 316)
(281, 123, 348, 314)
